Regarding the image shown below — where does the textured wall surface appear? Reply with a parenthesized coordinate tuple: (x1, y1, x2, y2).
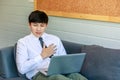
(47, 17, 120, 49)
(0, 0, 120, 49)
(0, 0, 33, 48)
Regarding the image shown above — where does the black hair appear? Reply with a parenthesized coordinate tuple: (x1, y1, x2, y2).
(28, 10, 48, 24)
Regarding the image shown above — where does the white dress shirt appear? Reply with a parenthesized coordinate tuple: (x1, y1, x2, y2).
(16, 33, 66, 79)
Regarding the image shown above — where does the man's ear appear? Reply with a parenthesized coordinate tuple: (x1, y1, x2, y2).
(29, 23, 32, 28)
(29, 23, 31, 26)
(46, 23, 48, 27)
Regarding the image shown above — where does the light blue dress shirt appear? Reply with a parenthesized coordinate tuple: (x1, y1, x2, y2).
(16, 33, 66, 79)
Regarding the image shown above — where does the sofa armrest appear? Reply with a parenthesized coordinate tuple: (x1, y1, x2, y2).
(0, 46, 18, 78)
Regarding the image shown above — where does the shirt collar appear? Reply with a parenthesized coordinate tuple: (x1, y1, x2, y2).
(30, 32, 47, 40)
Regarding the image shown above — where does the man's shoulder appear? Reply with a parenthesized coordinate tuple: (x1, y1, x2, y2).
(18, 35, 30, 43)
(45, 33, 60, 40)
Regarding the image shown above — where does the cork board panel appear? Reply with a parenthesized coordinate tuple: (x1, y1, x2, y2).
(35, 0, 120, 23)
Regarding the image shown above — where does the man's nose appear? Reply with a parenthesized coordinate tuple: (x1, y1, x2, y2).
(37, 26, 41, 30)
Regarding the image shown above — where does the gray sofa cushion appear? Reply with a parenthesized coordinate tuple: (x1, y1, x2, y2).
(62, 40, 83, 54)
(81, 45, 120, 80)
(0, 46, 18, 78)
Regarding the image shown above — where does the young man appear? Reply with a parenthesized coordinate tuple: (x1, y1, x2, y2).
(16, 10, 87, 80)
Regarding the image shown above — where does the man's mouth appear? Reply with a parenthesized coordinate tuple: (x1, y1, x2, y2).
(36, 32, 41, 35)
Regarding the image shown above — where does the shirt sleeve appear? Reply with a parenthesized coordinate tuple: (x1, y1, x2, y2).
(16, 40, 43, 74)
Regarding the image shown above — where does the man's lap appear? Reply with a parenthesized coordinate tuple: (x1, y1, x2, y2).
(32, 72, 87, 80)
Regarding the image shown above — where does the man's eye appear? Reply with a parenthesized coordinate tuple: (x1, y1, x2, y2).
(41, 25, 44, 27)
(33, 24, 38, 26)
(40, 24, 46, 27)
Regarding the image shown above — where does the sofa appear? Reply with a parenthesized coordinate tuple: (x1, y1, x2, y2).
(0, 40, 120, 80)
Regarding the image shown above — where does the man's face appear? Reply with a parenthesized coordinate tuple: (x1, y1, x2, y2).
(29, 22, 47, 37)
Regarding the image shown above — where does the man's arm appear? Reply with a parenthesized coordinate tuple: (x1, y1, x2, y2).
(16, 41, 43, 74)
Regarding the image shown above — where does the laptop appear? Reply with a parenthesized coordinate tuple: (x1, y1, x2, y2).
(40, 53, 86, 76)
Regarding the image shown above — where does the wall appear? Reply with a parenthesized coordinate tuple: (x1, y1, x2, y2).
(0, 0, 120, 49)
(47, 17, 120, 49)
(0, 0, 33, 48)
